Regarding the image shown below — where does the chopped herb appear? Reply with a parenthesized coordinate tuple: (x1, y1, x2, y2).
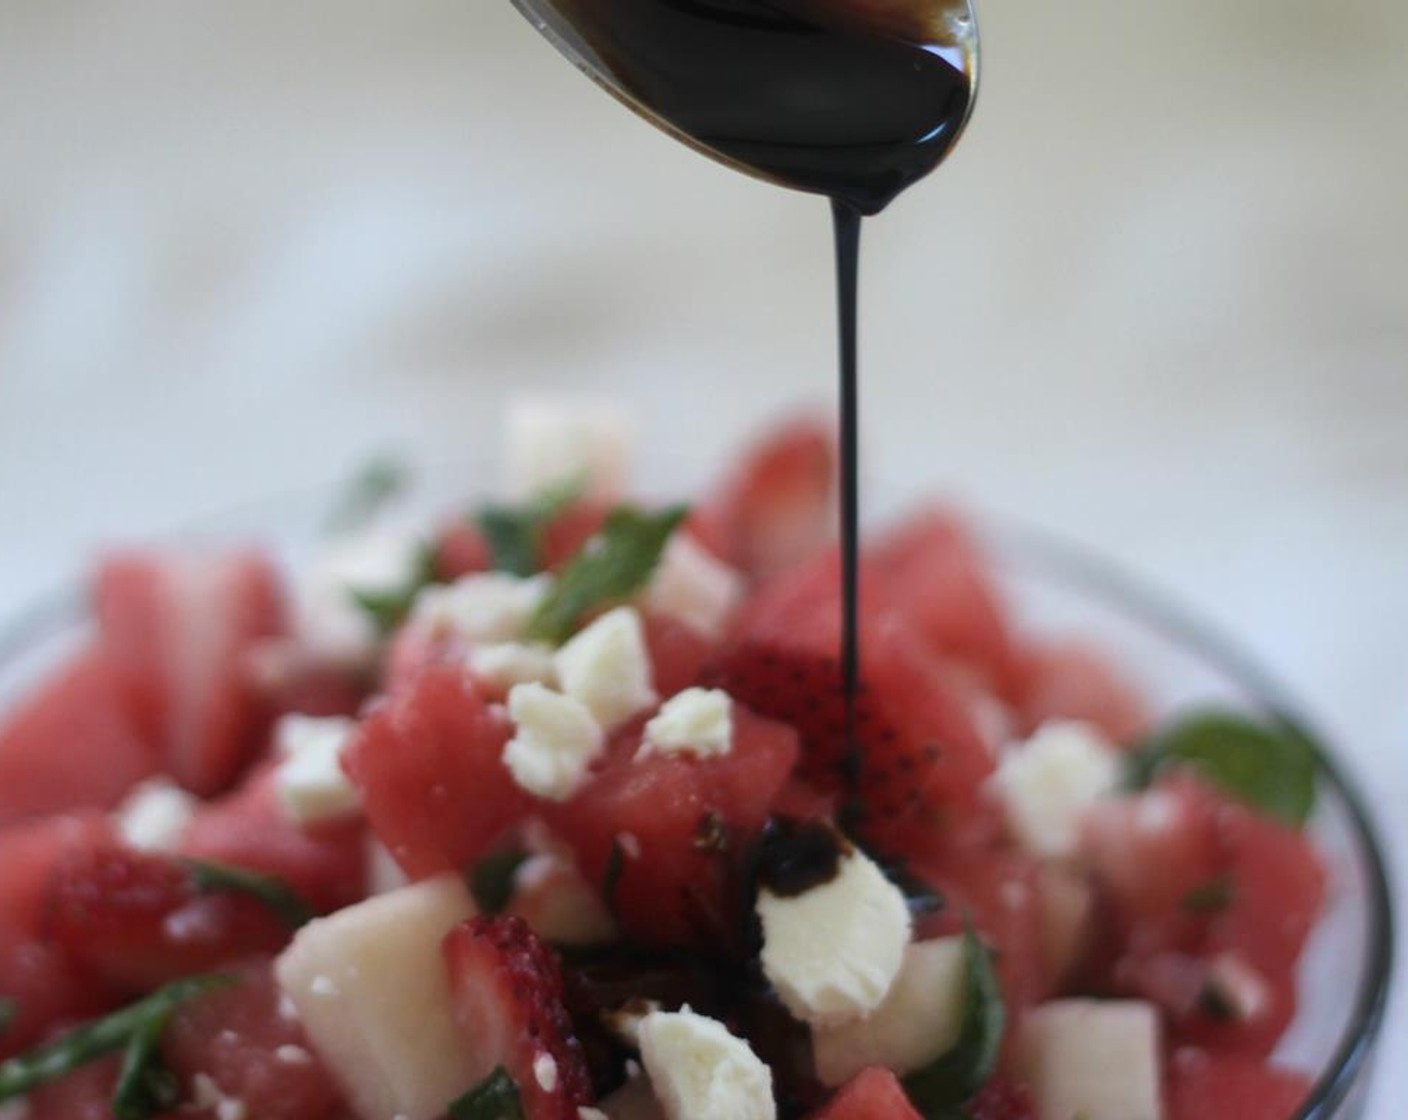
(185, 860, 316, 929)
(471, 849, 530, 915)
(1128, 710, 1319, 827)
(1182, 873, 1237, 915)
(476, 478, 585, 578)
(0, 974, 231, 1105)
(112, 1010, 181, 1120)
(904, 929, 1005, 1114)
(447, 1066, 525, 1120)
(0, 999, 15, 1035)
(325, 456, 410, 536)
(525, 505, 689, 644)
(349, 543, 438, 638)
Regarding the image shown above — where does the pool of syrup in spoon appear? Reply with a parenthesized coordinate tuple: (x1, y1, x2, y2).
(543, 0, 974, 215)
(530, 0, 977, 800)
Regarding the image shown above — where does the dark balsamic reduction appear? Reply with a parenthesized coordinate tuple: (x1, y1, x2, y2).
(542, 0, 975, 215)
(757, 818, 854, 898)
(531, 0, 976, 778)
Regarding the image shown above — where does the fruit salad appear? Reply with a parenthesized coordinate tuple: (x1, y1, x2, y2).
(0, 411, 1327, 1120)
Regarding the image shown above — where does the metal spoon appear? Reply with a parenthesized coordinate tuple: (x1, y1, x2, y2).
(508, 0, 979, 214)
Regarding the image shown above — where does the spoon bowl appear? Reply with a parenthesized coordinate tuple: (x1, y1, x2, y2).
(509, 0, 980, 214)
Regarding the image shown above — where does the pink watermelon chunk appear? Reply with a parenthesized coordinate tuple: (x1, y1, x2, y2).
(0, 646, 158, 825)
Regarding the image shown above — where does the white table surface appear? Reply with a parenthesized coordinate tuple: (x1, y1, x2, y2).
(0, 2, 1402, 1112)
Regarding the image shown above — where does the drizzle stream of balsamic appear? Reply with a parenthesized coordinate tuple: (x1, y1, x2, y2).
(832, 199, 865, 798)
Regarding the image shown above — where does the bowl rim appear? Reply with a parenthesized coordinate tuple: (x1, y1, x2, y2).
(0, 513, 1394, 1119)
(986, 518, 1396, 1119)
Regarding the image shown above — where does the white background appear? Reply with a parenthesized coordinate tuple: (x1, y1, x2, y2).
(0, 1, 1402, 1112)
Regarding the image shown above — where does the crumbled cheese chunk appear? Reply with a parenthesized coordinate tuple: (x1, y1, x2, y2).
(503, 683, 606, 801)
(273, 715, 361, 826)
(274, 876, 479, 1120)
(577, 1110, 610, 1120)
(505, 396, 632, 499)
(993, 720, 1121, 858)
(114, 778, 197, 852)
(756, 844, 912, 1027)
(644, 534, 743, 639)
(637, 1008, 775, 1120)
(469, 641, 558, 693)
(554, 607, 657, 729)
(413, 572, 552, 645)
(812, 937, 968, 1087)
(1016, 1000, 1163, 1120)
(639, 688, 733, 760)
(275, 1044, 314, 1065)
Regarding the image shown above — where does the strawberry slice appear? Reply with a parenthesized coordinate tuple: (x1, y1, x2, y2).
(713, 613, 990, 830)
(443, 915, 594, 1120)
(0, 645, 158, 825)
(162, 959, 347, 1120)
(690, 414, 837, 579)
(810, 1067, 922, 1120)
(343, 665, 530, 879)
(44, 843, 292, 993)
(180, 762, 367, 916)
(95, 548, 287, 796)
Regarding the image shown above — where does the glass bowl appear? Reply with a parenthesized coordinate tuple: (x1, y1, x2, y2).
(0, 483, 1393, 1120)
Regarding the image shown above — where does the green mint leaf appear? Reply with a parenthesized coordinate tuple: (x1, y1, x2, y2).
(526, 505, 688, 645)
(448, 1066, 525, 1120)
(111, 1011, 181, 1120)
(1128, 710, 1319, 827)
(903, 929, 1005, 1114)
(185, 860, 317, 929)
(476, 478, 585, 578)
(0, 998, 16, 1036)
(0, 974, 231, 1104)
(349, 543, 438, 638)
(1182, 872, 1237, 915)
(470, 849, 529, 915)
(325, 456, 410, 536)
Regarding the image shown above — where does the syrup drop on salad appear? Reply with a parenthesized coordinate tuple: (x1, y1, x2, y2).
(524, 0, 978, 792)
